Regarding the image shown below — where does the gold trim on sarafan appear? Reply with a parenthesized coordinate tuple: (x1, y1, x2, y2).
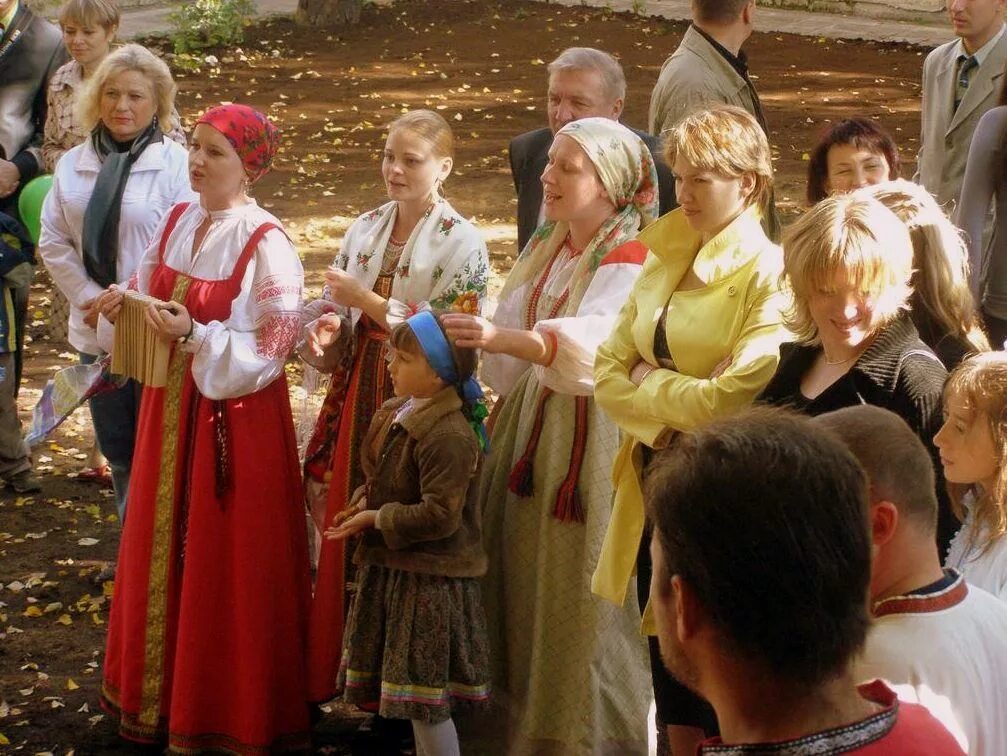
(139, 275, 193, 727)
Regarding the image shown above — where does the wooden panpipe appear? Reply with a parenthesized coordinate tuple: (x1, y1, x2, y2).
(111, 291, 173, 387)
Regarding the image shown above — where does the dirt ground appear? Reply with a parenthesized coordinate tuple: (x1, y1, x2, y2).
(1, 0, 932, 752)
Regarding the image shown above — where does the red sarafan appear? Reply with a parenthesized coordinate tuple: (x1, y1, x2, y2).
(101, 202, 312, 754)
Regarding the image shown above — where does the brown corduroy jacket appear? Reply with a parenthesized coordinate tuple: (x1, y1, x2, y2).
(351, 386, 486, 578)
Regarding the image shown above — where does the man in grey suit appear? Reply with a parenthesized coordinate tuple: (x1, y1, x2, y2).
(508, 47, 675, 252)
(917, 0, 1007, 213)
(647, 0, 779, 240)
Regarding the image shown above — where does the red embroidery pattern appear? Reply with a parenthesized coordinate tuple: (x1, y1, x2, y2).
(253, 275, 301, 306)
(256, 312, 301, 359)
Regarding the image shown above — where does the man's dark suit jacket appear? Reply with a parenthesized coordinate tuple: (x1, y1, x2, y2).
(508, 125, 677, 252)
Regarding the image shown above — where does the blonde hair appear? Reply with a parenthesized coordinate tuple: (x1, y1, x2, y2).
(664, 105, 773, 212)
(388, 109, 454, 160)
(76, 43, 177, 135)
(860, 180, 989, 355)
(944, 352, 1007, 551)
(782, 194, 913, 344)
(58, 0, 120, 31)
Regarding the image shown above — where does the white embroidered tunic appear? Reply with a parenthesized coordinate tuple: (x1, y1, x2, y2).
(97, 201, 303, 401)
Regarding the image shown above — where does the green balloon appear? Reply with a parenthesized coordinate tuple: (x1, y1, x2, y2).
(18, 174, 54, 244)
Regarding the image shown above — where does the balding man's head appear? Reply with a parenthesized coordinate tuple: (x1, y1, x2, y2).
(815, 405, 938, 536)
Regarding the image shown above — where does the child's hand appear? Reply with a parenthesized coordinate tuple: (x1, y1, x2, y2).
(330, 499, 366, 528)
(324, 509, 377, 540)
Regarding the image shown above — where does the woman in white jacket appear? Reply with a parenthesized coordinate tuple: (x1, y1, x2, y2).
(39, 43, 195, 519)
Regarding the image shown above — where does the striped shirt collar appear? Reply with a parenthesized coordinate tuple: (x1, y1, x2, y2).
(872, 569, 968, 617)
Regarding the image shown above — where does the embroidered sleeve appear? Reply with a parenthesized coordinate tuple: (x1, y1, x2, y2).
(533, 242, 647, 396)
(254, 273, 302, 359)
(184, 223, 305, 400)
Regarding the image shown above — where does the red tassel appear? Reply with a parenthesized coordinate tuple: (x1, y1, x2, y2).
(551, 395, 589, 524)
(507, 388, 554, 498)
(508, 456, 535, 497)
(553, 479, 585, 523)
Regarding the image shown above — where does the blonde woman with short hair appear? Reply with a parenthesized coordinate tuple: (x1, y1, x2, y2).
(43, 1, 185, 173)
(858, 179, 988, 370)
(759, 194, 954, 546)
(38, 42, 196, 520)
(593, 105, 791, 755)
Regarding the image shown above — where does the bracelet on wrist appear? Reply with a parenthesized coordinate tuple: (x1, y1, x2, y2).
(178, 317, 195, 344)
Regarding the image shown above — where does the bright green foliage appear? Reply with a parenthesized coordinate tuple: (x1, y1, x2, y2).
(168, 0, 256, 54)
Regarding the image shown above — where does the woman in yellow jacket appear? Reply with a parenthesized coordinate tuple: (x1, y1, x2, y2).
(592, 106, 791, 755)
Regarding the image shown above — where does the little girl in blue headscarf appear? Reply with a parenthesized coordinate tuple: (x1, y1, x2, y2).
(324, 309, 490, 756)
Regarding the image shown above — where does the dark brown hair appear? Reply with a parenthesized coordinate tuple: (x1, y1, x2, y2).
(388, 311, 477, 385)
(646, 406, 871, 688)
(693, 0, 750, 25)
(806, 118, 900, 205)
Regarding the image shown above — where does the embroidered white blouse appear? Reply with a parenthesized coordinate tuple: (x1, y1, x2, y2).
(482, 242, 645, 397)
(96, 201, 303, 401)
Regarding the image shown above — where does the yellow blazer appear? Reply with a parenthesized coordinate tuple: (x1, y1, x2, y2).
(591, 207, 791, 630)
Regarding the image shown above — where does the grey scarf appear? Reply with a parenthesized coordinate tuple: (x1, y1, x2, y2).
(81, 117, 163, 287)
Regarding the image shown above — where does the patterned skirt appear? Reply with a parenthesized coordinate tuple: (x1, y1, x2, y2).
(338, 563, 491, 723)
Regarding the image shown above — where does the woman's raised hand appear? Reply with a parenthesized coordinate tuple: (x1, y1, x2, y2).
(441, 313, 500, 352)
(306, 314, 342, 357)
(145, 301, 193, 342)
(96, 285, 125, 325)
(324, 267, 367, 308)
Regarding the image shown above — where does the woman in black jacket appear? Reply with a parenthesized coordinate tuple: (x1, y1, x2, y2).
(760, 194, 956, 549)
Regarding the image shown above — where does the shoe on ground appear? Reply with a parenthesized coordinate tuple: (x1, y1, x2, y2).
(79, 464, 113, 488)
(7, 470, 41, 493)
(92, 561, 116, 585)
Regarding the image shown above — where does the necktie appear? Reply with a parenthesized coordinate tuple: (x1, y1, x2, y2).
(955, 55, 978, 111)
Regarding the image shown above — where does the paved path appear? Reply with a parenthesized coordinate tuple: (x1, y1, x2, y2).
(535, 0, 950, 46)
(119, 0, 299, 40)
(118, 0, 951, 48)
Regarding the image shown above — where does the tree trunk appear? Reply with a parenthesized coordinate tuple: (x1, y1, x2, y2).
(295, 0, 363, 25)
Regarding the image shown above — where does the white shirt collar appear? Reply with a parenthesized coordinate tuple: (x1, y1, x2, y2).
(75, 138, 169, 173)
(957, 22, 1006, 65)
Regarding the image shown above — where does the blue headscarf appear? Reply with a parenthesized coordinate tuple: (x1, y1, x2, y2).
(405, 311, 489, 452)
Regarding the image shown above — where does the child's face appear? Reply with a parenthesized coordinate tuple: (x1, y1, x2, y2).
(934, 392, 1000, 490)
(387, 346, 445, 399)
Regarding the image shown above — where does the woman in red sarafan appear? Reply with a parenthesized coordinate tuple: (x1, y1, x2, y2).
(94, 104, 312, 753)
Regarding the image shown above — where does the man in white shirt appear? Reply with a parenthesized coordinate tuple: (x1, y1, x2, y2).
(916, 0, 1007, 213)
(817, 405, 1007, 756)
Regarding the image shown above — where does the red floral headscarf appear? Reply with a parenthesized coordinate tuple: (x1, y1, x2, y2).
(195, 104, 280, 184)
